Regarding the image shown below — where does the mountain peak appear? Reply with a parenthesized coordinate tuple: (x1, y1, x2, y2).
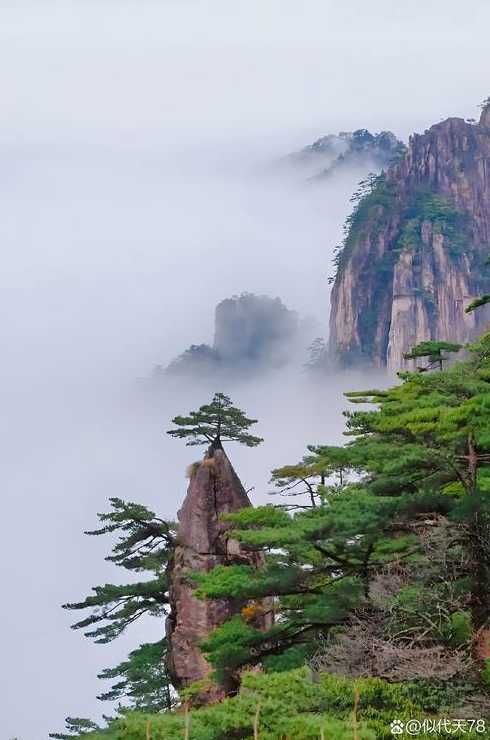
(329, 102, 490, 370)
(480, 98, 490, 128)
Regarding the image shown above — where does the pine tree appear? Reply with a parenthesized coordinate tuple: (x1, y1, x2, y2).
(167, 392, 263, 447)
(270, 445, 355, 507)
(193, 334, 490, 682)
(193, 481, 428, 681)
(345, 339, 490, 626)
(53, 500, 177, 736)
(97, 640, 174, 712)
(63, 498, 175, 643)
(465, 252, 490, 313)
(403, 340, 462, 371)
(466, 294, 490, 313)
(49, 717, 102, 739)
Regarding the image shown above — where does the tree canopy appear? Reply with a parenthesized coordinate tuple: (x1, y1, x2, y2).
(270, 444, 357, 507)
(403, 340, 462, 371)
(166, 392, 263, 447)
(192, 334, 490, 688)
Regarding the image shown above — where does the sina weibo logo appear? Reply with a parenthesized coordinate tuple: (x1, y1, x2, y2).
(390, 720, 404, 735)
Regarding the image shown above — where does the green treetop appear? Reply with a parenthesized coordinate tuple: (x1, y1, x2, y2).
(167, 392, 263, 448)
(479, 95, 490, 111)
(270, 445, 356, 507)
(403, 340, 462, 371)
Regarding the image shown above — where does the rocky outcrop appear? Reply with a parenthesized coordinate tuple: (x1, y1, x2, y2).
(163, 293, 299, 377)
(213, 293, 298, 368)
(166, 444, 271, 701)
(329, 103, 490, 370)
(286, 128, 406, 180)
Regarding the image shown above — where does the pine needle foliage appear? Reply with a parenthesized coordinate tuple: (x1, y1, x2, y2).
(69, 667, 479, 740)
(54, 332, 490, 734)
(167, 392, 263, 447)
(49, 717, 103, 740)
(466, 293, 490, 313)
(403, 340, 462, 371)
(195, 491, 426, 680)
(63, 498, 176, 643)
(97, 640, 174, 712)
(270, 445, 357, 507)
(193, 334, 490, 682)
(51, 501, 177, 736)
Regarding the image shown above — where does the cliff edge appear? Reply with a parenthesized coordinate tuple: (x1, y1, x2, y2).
(329, 102, 490, 370)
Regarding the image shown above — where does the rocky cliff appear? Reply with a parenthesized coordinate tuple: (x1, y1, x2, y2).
(166, 444, 271, 701)
(163, 292, 299, 378)
(329, 103, 490, 370)
(286, 128, 406, 180)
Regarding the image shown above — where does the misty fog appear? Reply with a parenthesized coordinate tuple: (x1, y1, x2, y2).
(2, 2, 490, 738)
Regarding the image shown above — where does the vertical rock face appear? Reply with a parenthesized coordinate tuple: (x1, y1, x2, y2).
(214, 293, 298, 369)
(166, 445, 270, 700)
(163, 293, 298, 378)
(329, 104, 490, 370)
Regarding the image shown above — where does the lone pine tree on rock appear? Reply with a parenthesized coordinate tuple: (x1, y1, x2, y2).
(166, 393, 270, 701)
(167, 392, 263, 448)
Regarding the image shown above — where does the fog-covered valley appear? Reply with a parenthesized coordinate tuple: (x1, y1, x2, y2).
(0, 99, 381, 740)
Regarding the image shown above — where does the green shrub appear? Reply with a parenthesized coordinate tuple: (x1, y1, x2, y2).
(84, 668, 426, 740)
(480, 659, 490, 687)
(403, 678, 474, 713)
(442, 611, 472, 647)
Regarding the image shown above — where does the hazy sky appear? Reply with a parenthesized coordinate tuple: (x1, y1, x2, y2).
(1, 2, 490, 738)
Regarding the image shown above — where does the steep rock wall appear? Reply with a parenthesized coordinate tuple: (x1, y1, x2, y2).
(329, 105, 490, 370)
(166, 445, 271, 701)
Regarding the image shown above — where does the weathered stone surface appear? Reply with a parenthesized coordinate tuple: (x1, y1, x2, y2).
(329, 105, 490, 371)
(166, 445, 271, 700)
(164, 293, 299, 378)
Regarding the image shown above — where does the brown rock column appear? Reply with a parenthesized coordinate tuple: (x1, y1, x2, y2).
(166, 443, 270, 701)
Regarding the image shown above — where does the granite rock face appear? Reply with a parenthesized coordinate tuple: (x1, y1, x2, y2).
(163, 293, 299, 378)
(166, 445, 271, 701)
(329, 104, 490, 370)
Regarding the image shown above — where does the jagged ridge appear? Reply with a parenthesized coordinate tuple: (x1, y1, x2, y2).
(329, 103, 490, 370)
